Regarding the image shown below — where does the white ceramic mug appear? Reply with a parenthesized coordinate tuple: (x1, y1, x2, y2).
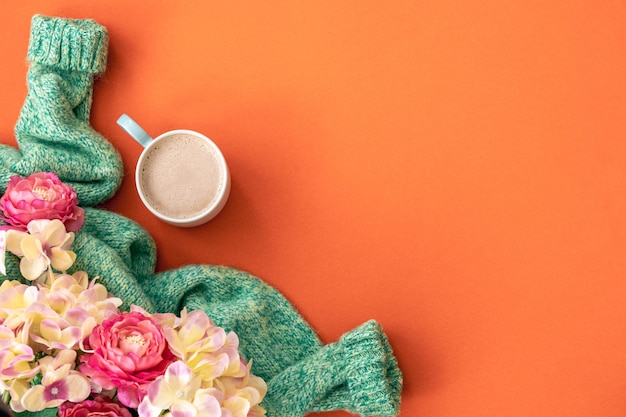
(117, 114, 231, 227)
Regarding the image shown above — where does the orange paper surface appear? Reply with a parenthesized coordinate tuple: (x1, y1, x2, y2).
(2, 2, 626, 416)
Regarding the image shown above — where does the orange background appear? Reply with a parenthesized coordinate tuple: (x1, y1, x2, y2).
(2, 1, 626, 416)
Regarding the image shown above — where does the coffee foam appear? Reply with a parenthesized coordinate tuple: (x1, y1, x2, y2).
(139, 134, 225, 219)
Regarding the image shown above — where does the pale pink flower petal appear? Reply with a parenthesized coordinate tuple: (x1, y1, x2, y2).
(25, 219, 50, 235)
(19, 255, 47, 281)
(0, 328, 38, 380)
(138, 396, 163, 417)
(8, 378, 30, 413)
(146, 361, 202, 412)
(65, 373, 91, 401)
(40, 219, 68, 247)
(193, 389, 223, 417)
(223, 396, 251, 417)
(20, 235, 44, 262)
(165, 360, 196, 388)
(49, 246, 76, 272)
(148, 378, 180, 409)
(4, 230, 27, 256)
(19, 384, 47, 411)
(170, 401, 198, 417)
(35, 319, 83, 350)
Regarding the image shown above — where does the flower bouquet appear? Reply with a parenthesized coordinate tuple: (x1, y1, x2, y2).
(0, 173, 267, 417)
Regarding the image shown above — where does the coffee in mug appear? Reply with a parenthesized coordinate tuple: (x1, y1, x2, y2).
(117, 115, 231, 227)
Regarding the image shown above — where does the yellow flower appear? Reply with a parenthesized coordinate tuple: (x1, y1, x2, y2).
(28, 272, 122, 351)
(0, 326, 39, 383)
(0, 282, 42, 344)
(5, 378, 31, 413)
(138, 361, 222, 417)
(45, 271, 89, 298)
(163, 309, 246, 382)
(218, 372, 267, 417)
(6, 219, 76, 281)
(0, 280, 34, 323)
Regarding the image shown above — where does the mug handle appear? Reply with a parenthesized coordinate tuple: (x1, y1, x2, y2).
(117, 114, 153, 147)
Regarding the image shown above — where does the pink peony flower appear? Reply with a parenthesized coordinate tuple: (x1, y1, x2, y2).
(79, 310, 175, 408)
(59, 395, 133, 417)
(0, 172, 84, 232)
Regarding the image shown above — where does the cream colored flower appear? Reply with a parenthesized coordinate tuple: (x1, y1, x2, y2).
(6, 378, 31, 413)
(20, 350, 90, 412)
(0, 272, 121, 352)
(218, 373, 267, 417)
(163, 309, 245, 382)
(0, 280, 35, 324)
(6, 219, 76, 281)
(45, 270, 89, 297)
(0, 326, 39, 383)
(138, 361, 222, 417)
(29, 272, 122, 351)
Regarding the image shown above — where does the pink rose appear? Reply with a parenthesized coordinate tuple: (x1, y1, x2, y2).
(59, 395, 132, 417)
(0, 172, 84, 231)
(79, 311, 175, 408)
(58, 395, 131, 417)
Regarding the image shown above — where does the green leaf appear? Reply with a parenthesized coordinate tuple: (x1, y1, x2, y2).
(16, 408, 59, 417)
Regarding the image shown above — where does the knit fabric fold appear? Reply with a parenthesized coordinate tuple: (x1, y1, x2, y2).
(337, 321, 402, 416)
(0, 15, 403, 417)
(27, 15, 108, 74)
(264, 321, 402, 417)
(0, 14, 122, 206)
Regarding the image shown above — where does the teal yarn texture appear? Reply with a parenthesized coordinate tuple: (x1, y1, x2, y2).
(0, 15, 121, 206)
(0, 15, 402, 417)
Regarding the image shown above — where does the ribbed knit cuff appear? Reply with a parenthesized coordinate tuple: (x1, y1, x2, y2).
(340, 320, 403, 417)
(27, 15, 108, 74)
